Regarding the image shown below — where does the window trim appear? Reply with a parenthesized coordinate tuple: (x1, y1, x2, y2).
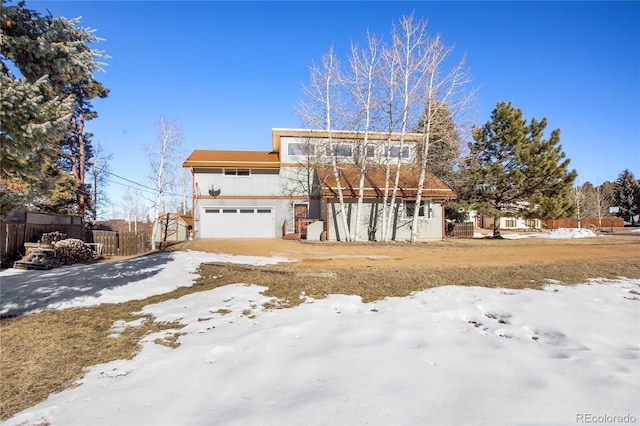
(224, 168, 251, 176)
(326, 143, 353, 157)
(403, 200, 433, 220)
(385, 145, 410, 159)
(287, 143, 315, 156)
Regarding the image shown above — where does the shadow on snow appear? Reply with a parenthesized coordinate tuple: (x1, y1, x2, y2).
(0, 252, 175, 318)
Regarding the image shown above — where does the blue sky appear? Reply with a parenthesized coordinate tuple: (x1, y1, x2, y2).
(31, 1, 640, 215)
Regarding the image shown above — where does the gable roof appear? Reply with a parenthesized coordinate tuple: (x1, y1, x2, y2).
(316, 164, 457, 200)
(182, 150, 280, 169)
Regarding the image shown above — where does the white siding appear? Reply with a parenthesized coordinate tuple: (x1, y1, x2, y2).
(194, 168, 281, 197)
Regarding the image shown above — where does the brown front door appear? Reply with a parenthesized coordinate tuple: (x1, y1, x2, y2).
(294, 204, 308, 236)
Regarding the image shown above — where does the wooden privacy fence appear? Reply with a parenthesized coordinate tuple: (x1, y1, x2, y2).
(1, 212, 84, 267)
(90, 230, 150, 256)
(449, 222, 474, 238)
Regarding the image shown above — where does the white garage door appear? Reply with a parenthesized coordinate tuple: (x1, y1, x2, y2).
(201, 207, 275, 238)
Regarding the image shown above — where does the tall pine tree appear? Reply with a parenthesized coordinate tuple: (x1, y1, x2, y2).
(463, 101, 577, 237)
(613, 169, 640, 225)
(0, 0, 108, 218)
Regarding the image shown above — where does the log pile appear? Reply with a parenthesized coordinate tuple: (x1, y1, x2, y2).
(13, 233, 99, 270)
(55, 238, 96, 265)
(39, 231, 67, 245)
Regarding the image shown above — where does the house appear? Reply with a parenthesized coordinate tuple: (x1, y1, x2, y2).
(182, 128, 457, 241)
(476, 215, 542, 231)
(152, 213, 193, 243)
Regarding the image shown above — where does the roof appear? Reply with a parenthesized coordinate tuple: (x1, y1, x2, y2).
(316, 164, 457, 200)
(182, 150, 280, 169)
(153, 213, 193, 227)
(271, 128, 424, 153)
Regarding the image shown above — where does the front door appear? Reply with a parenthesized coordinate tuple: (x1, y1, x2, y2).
(294, 204, 308, 236)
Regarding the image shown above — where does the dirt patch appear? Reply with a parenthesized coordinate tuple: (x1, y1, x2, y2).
(176, 234, 640, 269)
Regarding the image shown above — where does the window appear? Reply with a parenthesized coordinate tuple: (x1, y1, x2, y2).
(525, 219, 537, 228)
(326, 144, 353, 157)
(365, 145, 376, 158)
(385, 145, 410, 159)
(504, 219, 516, 228)
(224, 169, 250, 176)
(404, 200, 432, 219)
(288, 143, 315, 156)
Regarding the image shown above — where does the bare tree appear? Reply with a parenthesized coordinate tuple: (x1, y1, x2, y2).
(144, 116, 183, 250)
(592, 183, 613, 229)
(298, 47, 353, 240)
(408, 27, 474, 242)
(180, 168, 191, 215)
(296, 14, 474, 242)
(380, 15, 429, 242)
(86, 142, 113, 222)
(572, 182, 588, 228)
(121, 187, 147, 233)
(344, 31, 383, 240)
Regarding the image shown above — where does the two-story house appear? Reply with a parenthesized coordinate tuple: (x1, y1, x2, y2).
(182, 128, 456, 240)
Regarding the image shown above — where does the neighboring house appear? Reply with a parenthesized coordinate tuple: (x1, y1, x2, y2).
(152, 213, 193, 243)
(182, 128, 457, 241)
(474, 212, 542, 231)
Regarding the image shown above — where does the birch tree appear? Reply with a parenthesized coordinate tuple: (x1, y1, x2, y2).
(298, 47, 353, 240)
(380, 15, 429, 241)
(591, 183, 613, 229)
(408, 29, 474, 242)
(572, 182, 587, 228)
(344, 32, 383, 240)
(145, 116, 184, 249)
(296, 14, 474, 242)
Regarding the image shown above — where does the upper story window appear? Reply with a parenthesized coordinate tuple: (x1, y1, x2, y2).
(224, 168, 250, 176)
(385, 145, 410, 159)
(404, 200, 432, 220)
(326, 144, 353, 157)
(365, 145, 376, 158)
(288, 143, 315, 156)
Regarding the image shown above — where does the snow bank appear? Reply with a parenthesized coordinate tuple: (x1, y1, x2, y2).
(542, 227, 597, 238)
(2, 249, 638, 426)
(502, 227, 597, 239)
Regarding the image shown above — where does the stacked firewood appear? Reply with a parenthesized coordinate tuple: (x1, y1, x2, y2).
(39, 231, 68, 245)
(14, 235, 98, 270)
(54, 238, 96, 265)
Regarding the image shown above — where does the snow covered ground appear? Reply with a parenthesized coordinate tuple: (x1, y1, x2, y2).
(1, 229, 639, 426)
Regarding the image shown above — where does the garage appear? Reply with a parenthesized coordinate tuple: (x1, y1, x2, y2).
(200, 207, 275, 238)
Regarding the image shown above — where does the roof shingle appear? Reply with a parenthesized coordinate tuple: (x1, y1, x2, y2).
(316, 164, 457, 200)
(183, 150, 280, 169)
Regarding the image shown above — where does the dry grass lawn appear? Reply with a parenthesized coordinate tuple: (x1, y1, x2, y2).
(1, 234, 639, 420)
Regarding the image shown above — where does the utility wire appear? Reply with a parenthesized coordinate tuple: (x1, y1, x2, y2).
(97, 167, 185, 198)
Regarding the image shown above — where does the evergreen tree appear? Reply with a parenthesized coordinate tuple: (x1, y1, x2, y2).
(0, 0, 108, 218)
(613, 169, 640, 225)
(413, 100, 461, 188)
(463, 101, 577, 237)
